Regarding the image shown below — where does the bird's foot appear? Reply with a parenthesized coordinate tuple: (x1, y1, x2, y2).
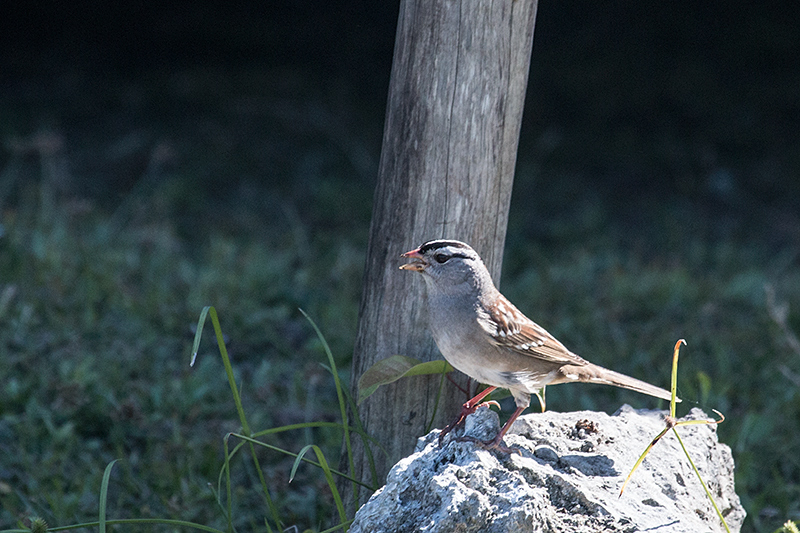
(437, 418, 464, 446)
(456, 434, 522, 455)
(437, 401, 501, 447)
(452, 404, 526, 454)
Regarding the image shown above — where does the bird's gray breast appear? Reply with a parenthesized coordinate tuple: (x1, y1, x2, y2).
(424, 284, 561, 393)
(425, 289, 481, 362)
(425, 288, 509, 386)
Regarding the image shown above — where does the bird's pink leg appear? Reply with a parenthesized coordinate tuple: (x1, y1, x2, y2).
(482, 405, 526, 454)
(438, 386, 499, 446)
(458, 404, 526, 454)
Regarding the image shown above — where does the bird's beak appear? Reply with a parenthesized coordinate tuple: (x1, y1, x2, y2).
(399, 248, 427, 271)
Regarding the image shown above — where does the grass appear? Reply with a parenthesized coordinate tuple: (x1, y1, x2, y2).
(1, 61, 799, 531)
(619, 340, 730, 531)
(0, 142, 368, 530)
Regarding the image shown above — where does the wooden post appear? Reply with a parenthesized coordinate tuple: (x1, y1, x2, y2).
(345, 0, 538, 509)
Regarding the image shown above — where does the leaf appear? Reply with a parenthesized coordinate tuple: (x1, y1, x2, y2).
(289, 444, 348, 526)
(99, 459, 119, 533)
(357, 355, 454, 404)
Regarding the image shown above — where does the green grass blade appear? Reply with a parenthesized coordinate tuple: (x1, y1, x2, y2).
(206, 482, 233, 530)
(223, 435, 235, 533)
(193, 307, 281, 531)
(318, 519, 355, 533)
(672, 428, 731, 533)
(99, 459, 119, 533)
(287, 444, 347, 526)
(670, 339, 685, 418)
(230, 433, 371, 489)
(290, 444, 315, 483)
(618, 427, 669, 497)
(313, 445, 348, 528)
(12, 518, 228, 532)
(299, 309, 358, 504)
(247, 431, 282, 529)
(192, 306, 251, 434)
(215, 433, 281, 533)
(209, 307, 251, 435)
(250, 418, 388, 462)
(342, 384, 382, 489)
(190, 306, 213, 366)
(215, 439, 252, 532)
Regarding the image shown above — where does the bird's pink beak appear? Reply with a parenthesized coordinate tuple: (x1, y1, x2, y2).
(400, 248, 427, 271)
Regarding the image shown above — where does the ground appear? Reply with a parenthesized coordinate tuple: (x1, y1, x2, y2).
(1, 1, 799, 531)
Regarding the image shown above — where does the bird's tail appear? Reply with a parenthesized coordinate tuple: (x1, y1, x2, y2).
(560, 363, 678, 403)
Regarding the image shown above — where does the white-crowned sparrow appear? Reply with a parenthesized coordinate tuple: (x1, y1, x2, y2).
(400, 239, 677, 452)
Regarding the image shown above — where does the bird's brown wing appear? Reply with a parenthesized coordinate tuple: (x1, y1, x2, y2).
(481, 297, 589, 367)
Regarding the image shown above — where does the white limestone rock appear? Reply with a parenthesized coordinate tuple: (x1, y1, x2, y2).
(349, 405, 745, 533)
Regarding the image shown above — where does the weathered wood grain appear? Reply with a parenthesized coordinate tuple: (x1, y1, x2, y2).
(345, 0, 538, 509)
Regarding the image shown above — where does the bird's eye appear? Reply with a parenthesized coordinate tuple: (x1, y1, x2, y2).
(434, 253, 449, 264)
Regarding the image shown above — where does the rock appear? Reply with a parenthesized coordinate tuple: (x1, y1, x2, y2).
(349, 405, 745, 533)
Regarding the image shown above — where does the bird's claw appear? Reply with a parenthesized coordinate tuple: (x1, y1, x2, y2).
(438, 402, 500, 446)
(456, 435, 522, 455)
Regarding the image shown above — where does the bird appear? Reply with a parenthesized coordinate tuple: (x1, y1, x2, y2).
(399, 239, 677, 453)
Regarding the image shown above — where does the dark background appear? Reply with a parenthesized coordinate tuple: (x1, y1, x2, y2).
(2, 1, 799, 531)
(3, 1, 798, 214)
